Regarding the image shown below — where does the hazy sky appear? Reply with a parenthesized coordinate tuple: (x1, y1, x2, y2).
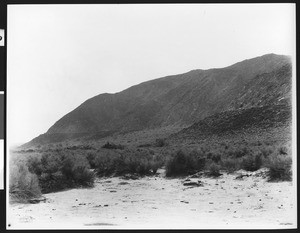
(7, 4, 295, 145)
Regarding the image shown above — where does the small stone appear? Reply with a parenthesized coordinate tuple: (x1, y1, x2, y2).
(183, 181, 203, 187)
(180, 200, 189, 204)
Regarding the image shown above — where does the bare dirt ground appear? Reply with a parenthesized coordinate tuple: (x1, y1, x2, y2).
(7, 169, 296, 229)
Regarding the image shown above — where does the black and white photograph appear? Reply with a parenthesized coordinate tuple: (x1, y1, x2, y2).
(6, 3, 297, 229)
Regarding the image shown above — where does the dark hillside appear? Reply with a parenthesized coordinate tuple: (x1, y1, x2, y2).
(170, 104, 291, 142)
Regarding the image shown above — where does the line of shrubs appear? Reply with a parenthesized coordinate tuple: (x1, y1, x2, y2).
(9, 147, 165, 202)
(165, 145, 292, 181)
(86, 148, 165, 177)
(9, 142, 292, 203)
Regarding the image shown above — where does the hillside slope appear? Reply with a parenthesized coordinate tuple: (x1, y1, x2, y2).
(26, 53, 292, 146)
(170, 104, 292, 142)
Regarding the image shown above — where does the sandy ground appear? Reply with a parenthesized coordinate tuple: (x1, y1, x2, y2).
(7, 169, 297, 229)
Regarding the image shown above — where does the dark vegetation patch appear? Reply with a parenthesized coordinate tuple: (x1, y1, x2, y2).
(88, 148, 164, 176)
(172, 104, 291, 141)
(267, 153, 292, 181)
(165, 149, 206, 177)
(102, 142, 125, 150)
(164, 141, 292, 179)
(26, 151, 95, 193)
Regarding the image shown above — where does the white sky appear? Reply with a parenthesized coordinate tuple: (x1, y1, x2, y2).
(7, 4, 296, 145)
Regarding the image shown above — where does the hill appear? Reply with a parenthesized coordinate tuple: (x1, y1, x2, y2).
(25, 53, 292, 147)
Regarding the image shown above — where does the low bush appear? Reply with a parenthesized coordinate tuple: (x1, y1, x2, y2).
(27, 156, 43, 176)
(94, 151, 120, 176)
(72, 166, 95, 186)
(241, 153, 262, 172)
(165, 149, 206, 177)
(26, 151, 94, 193)
(86, 152, 97, 169)
(267, 154, 292, 181)
(206, 162, 222, 177)
(39, 171, 71, 193)
(9, 163, 41, 202)
(102, 142, 125, 150)
(61, 153, 94, 186)
(94, 149, 163, 177)
(221, 157, 241, 173)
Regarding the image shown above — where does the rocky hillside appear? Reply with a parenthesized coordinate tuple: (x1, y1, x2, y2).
(26, 53, 292, 146)
(170, 104, 292, 142)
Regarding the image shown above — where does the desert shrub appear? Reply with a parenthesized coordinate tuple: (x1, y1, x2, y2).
(27, 156, 43, 176)
(94, 151, 120, 176)
(86, 152, 96, 169)
(9, 163, 41, 202)
(267, 154, 292, 181)
(60, 153, 94, 186)
(113, 155, 131, 175)
(102, 142, 125, 150)
(189, 149, 207, 170)
(206, 162, 222, 177)
(165, 150, 187, 177)
(241, 153, 262, 171)
(72, 166, 95, 186)
(119, 150, 153, 176)
(40, 152, 62, 174)
(221, 157, 241, 173)
(26, 151, 94, 193)
(39, 171, 70, 193)
(165, 149, 206, 177)
(94, 149, 158, 177)
(135, 158, 152, 176)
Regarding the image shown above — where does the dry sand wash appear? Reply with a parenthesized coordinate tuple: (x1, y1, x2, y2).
(8, 169, 296, 229)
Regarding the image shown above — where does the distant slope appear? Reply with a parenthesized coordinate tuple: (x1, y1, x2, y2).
(170, 104, 292, 142)
(229, 63, 292, 109)
(26, 53, 292, 146)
